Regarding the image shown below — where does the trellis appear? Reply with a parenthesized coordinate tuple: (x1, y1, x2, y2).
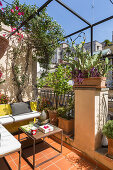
(9, 0, 113, 56)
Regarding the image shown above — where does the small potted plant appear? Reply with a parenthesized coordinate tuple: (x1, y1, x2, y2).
(57, 98, 74, 135)
(37, 65, 72, 126)
(102, 120, 113, 157)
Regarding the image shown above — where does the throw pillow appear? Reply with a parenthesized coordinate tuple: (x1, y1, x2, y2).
(11, 102, 32, 116)
(0, 104, 12, 116)
(30, 101, 37, 111)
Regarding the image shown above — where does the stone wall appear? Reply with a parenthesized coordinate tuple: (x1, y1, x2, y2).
(0, 24, 37, 102)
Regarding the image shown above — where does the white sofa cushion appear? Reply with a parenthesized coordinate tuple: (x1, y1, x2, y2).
(0, 111, 41, 125)
(0, 115, 14, 125)
(0, 124, 21, 157)
(12, 111, 41, 122)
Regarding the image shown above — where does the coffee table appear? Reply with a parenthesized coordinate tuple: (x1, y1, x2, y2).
(18, 124, 63, 169)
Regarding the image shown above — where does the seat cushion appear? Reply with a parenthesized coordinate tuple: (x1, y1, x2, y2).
(12, 111, 41, 122)
(11, 102, 32, 116)
(0, 104, 12, 116)
(0, 115, 14, 125)
(0, 124, 21, 157)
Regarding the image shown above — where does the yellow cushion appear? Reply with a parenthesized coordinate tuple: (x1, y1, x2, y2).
(0, 104, 12, 116)
(30, 101, 37, 111)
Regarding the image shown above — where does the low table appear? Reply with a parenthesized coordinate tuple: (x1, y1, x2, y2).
(18, 124, 63, 169)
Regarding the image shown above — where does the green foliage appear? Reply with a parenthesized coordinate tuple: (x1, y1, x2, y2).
(64, 42, 112, 78)
(37, 65, 72, 96)
(57, 98, 74, 120)
(0, 93, 9, 104)
(1, 0, 64, 70)
(102, 120, 113, 139)
(103, 39, 112, 46)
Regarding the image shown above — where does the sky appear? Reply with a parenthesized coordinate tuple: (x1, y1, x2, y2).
(2, 0, 113, 44)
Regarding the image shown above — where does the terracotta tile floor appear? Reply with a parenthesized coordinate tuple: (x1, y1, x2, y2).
(0, 133, 101, 170)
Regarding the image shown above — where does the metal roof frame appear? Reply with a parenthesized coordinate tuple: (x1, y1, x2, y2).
(9, 0, 113, 56)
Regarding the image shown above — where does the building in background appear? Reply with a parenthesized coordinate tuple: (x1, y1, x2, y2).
(84, 40, 102, 52)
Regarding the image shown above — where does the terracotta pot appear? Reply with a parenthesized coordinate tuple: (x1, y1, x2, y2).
(108, 138, 113, 156)
(74, 77, 106, 88)
(48, 109, 58, 126)
(58, 117, 74, 134)
(0, 36, 9, 59)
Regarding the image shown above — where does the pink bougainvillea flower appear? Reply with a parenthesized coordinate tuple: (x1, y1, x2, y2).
(21, 12, 24, 15)
(1, 8, 4, 12)
(0, 72, 2, 78)
(0, 1, 3, 6)
(18, 12, 21, 15)
(21, 34, 24, 38)
(11, 9, 14, 13)
(15, 6, 19, 10)
(3, 34, 6, 37)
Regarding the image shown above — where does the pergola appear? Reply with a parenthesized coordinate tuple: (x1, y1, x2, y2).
(9, 0, 113, 56)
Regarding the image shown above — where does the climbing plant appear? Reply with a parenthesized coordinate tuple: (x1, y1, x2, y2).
(0, 0, 64, 101)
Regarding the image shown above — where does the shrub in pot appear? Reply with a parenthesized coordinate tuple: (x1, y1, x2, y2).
(37, 65, 72, 126)
(57, 98, 74, 135)
(102, 120, 113, 156)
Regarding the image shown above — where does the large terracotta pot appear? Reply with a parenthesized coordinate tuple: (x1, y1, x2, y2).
(108, 138, 113, 156)
(48, 109, 58, 126)
(74, 77, 106, 88)
(0, 36, 9, 59)
(58, 117, 74, 135)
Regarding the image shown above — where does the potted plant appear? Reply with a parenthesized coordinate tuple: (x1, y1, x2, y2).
(37, 65, 72, 125)
(57, 98, 74, 135)
(102, 120, 113, 157)
(64, 41, 112, 88)
(37, 97, 52, 122)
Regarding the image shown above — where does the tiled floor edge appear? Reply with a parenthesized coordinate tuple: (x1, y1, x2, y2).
(50, 135, 111, 170)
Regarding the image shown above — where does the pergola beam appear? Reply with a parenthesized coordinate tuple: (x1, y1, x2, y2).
(64, 25, 91, 38)
(55, 0, 91, 26)
(92, 15, 113, 27)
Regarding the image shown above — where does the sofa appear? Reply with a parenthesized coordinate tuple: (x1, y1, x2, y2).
(0, 101, 41, 133)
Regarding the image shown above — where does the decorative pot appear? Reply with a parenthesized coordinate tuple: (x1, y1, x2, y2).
(108, 138, 113, 156)
(0, 36, 9, 59)
(74, 77, 106, 88)
(48, 109, 58, 126)
(58, 117, 74, 135)
(39, 110, 48, 121)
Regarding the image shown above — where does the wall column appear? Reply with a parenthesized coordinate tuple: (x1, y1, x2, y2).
(74, 87, 108, 154)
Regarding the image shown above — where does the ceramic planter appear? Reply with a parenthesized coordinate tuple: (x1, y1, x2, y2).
(108, 138, 113, 156)
(0, 36, 9, 59)
(58, 117, 74, 134)
(74, 77, 106, 88)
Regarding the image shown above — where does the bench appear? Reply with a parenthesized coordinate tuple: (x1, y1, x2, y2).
(0, 102, 41, 133)
(0, 124, 21, 169)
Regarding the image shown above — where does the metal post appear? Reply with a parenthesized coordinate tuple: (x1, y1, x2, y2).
(33, 139, 36, 169)
(91, 26, 93, 56)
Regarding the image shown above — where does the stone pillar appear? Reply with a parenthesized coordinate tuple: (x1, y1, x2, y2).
(74, 87, 108, 154)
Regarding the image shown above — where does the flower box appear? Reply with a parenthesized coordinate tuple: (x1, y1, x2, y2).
(74, 77, 106, 88)
(58, 117, 74, 134)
